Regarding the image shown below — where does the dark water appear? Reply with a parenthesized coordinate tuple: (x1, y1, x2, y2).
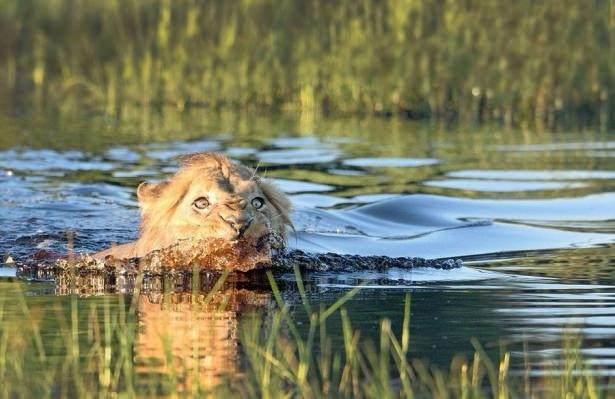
(0, 110, 614, 381)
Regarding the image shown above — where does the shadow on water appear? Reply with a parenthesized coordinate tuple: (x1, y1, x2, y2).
(0, 110, 614, 385)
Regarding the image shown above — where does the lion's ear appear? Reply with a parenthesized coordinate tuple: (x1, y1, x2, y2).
(136, 181, 167, 205)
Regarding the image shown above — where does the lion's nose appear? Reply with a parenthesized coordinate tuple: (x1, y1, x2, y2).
(220, 215, 253, 237)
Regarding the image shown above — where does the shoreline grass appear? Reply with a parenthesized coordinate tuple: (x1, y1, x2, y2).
(0, 270, 609, 398)
(0, 1, 612, 128)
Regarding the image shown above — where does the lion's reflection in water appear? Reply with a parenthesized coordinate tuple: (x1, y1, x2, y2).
(135, 284, 270, 391)
(54, 270, 272, 392)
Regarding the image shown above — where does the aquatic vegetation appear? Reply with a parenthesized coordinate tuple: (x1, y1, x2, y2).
(0, 271, 606, 398)
(0, 0, 611, 128)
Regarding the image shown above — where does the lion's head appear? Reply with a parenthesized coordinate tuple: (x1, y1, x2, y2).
(131, 153, 292, 258)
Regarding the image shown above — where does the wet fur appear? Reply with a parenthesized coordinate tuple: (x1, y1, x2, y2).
(94, 153, 292, 260)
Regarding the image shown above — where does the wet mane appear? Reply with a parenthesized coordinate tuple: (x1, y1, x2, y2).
(133, 153, 291, 257)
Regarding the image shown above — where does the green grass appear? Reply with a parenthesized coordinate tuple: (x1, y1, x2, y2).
(0, 0, 612, 128)
(0, 269, 608, 398)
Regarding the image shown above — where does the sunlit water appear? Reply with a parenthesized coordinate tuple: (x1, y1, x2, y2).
(0, 111, 613, 381)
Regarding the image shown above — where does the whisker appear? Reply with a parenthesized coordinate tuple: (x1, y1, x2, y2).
(251, 161, 262, 181)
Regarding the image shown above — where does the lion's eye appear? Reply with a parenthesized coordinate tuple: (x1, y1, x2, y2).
(193, 197, 210, 210)
(251, 197, 265, 209)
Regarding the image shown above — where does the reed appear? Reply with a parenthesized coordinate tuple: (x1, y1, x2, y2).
(0, 269, 608, 398)
(0, 0, 611, 128)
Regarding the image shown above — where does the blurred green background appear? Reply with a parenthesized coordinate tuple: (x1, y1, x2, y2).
(0, 0, 612, 128)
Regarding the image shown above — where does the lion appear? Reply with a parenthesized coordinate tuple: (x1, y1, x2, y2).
(93, 153, 292, 270)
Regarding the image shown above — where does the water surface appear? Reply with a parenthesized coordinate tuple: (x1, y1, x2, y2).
(0, 110, 613, 382)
